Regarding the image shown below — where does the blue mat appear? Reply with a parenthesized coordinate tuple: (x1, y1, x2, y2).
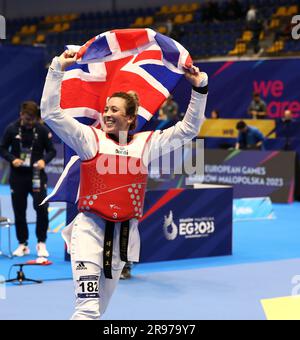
(1, 181, 300, 320)
(1, 182, 300, 282)
(0, 184, 69, 282)
(1, 259, 300, 320)
(134, 202, 300, 274)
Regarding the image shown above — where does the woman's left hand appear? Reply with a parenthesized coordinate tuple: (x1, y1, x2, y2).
(184, 65, 205, 87)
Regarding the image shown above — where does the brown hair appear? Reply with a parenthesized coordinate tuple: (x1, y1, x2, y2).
(20, 101, 39, 118)
(110, 91, 139, 131)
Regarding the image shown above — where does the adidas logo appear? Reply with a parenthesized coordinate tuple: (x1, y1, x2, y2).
(76, 262, 87, 271)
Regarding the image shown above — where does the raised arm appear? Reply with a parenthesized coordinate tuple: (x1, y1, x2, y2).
(146, 66, 208, 163)
(40, 51, 97, 160)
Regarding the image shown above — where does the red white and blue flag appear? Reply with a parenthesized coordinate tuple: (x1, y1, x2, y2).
(45, 28, 193, 205)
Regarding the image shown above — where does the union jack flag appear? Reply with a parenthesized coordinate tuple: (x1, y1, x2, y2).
(45, 28, 193, 205)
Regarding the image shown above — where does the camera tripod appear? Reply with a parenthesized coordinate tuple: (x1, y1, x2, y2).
(3, 263, 43, 285)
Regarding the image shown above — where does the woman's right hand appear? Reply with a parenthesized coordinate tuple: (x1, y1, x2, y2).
(58, 50, 77, 71)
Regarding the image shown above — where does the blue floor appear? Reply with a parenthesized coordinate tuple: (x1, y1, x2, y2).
(1, 203, 300, 283)
(0, 184, 300, 319)
(0, 228, 72, 282)
(1, 259, 300, 320)
(136, 203, 300, 274)
(0, 185, 70, 282)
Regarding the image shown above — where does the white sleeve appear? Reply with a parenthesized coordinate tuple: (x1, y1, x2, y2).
(40, 57, 98, 161)
(146, 88, 207, 164)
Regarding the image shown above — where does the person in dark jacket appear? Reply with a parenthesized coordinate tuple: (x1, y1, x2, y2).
(0, 101, 56, 257)
(235, 120, 265, 150)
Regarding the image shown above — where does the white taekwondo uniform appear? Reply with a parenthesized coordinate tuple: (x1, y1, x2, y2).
(40, 57, 208, 320)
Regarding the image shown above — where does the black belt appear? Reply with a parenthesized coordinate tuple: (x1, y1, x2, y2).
(103, 220, 130, 279)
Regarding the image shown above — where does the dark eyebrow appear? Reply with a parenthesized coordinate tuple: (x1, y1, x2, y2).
(105, 105, 120, 111)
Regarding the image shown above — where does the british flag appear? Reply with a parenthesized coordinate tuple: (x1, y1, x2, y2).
(45, 28, 193, 205)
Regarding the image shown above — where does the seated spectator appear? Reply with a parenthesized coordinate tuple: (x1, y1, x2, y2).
(248, 92, 267, 119)
(281, 109, 295, 150)
(282, 109, 294, 123)
(246, 5, 263, 54)
(235, 121, 265, 150)
(159, 95, 179, 122)
(211, 109, 220, 119)
(246, 5, 257, 25)
(165, 18, 173, 37)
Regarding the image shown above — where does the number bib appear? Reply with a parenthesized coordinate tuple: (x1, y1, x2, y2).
(77, 275, 99, 299)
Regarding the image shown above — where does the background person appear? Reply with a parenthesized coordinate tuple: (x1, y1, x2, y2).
(235, 120, 265, 150)
(158, 95, 180, 122)
(0, 101, 56, 257)
(248, 92, 267, 119)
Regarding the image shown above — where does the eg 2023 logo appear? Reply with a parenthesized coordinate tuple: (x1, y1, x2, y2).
(163, 211, 215, 241)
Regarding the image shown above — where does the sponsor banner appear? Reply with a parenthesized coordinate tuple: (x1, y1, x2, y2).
(199, 119, 276, 138)
(233, 197, 275, 222)
(173, 58, 300, 120)
(147, 148, 296, 203)
(203, 150, 296, 203)
(139, 188, 233, 263)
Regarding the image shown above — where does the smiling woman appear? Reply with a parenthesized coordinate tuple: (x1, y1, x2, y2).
(40, 48, 208, 320)
(103, 92, 139, 142)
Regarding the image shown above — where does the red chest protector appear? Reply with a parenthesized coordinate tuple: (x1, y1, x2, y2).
(78, 128, 153, 222)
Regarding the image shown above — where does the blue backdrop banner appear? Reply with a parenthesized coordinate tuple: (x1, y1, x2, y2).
(174, 58, 300, 120)
(0, 45, 47, 137)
